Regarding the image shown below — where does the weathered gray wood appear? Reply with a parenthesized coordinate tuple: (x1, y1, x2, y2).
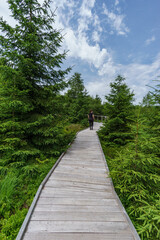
(56, 165, 106, 172)
(31, 211, 125, 221)
(37, 197, 118, 206)
(45, 179, 112, 189)
(61, 158, 105, 163)
(40, 189, 114, 199)
(23, 232, 135, 240)
(59, 161, 105, 167)
(27, 220, 130, 233)
(54, 168, 108, 177)
(34, 204, 121, 212)
(20, 122, 140, 240)
(49, 172, 110, 184)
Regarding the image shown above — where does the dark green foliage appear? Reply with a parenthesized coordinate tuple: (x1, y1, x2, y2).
(147, 79, 160, 138)
(150, 79, 160, 104)
(0, 209, 28, 240)
(99, 75, 134, 145)
(65, 72, 89, 125)
(0, 0, 75, 238)
(1, 2, 159, 240)
(0, 1, 105, 239)
(98, 77, 160, 239)
(0, 122, 82, 239)
(99, 105, 160, 239)
(0, 0, 71, 163)
(0, 157, 56, 240)
(88, 94, 104, 115)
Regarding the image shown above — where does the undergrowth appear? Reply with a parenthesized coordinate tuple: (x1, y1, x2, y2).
(98, 122, 160, 240)
(0, 123, 83, 240)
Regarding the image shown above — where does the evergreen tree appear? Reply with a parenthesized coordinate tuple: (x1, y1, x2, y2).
(107, 108, 160, 240)
(66, 72, 89, 124)
(0, 0, 70, 162)
(99, 75, 134, 145)
(148, 79, 160, 136)
(88, 95, 104, 115)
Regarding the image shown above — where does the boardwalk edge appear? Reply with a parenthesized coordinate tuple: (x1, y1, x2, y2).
(96, 132, 141, 240)
(16, 129, 82, 240)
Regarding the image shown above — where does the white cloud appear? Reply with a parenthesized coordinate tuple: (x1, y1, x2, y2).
(86, 53, 160, 103)
(52, 0, 110, 71)
(145, 36, 156, 45)
(54, 0, 75, 9)
(64, 28, 109, 69)
(1, 0, 158, 105)
(98, 59, 118, 77)
(0, 0, 109, 75)
(103, 3, 129, 36)
(93, 14, 103, 32)
(79, 0, 95, 18)
(92, 31, 100, 42)
(86, 80, 109, 100)
(78, 0, 96, 34)
(115, 0, 119, 6)
(0, 0, 17, 26)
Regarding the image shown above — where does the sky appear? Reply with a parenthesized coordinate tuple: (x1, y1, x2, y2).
(0, 0, 160, 103)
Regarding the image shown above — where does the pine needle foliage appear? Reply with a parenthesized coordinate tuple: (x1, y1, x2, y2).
(98, 77, 160, 239)
(0, 0, 71, 162)
(99, 75, 134, 146)
(0, 122, 82, 240)
(65, 73, 89, 125)
(99, 106, 160, 240)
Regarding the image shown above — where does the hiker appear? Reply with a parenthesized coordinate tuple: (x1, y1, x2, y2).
(88, 110, 94, 130)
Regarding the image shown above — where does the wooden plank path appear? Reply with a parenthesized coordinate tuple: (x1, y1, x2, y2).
(17, 122, 140, 240)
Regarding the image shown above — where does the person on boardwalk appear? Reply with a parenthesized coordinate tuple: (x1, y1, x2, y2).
(88, 110, 94, 130)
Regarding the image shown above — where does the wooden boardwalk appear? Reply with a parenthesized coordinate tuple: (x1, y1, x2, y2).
(17, 122, 140, 240)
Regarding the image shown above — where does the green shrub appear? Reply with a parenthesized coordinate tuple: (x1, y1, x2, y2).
(0, 209, 28, 240)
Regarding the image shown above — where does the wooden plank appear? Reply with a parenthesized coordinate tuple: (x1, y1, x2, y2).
(61, 158, 105, 164)
(19, 123, 140, 240)
(26, 220, 130, 233)
(45, 179, 112, 190)
(41, 187, 113, 195)
(56, 165, 106, 172)
(44, 185, 112, 193)
(65, 153, 103, 157)
(40, 190, 114, 199)
(31, 211, 125, 222)
(61, 158, 105, 163)
(49, 172, 110, 184)
(59, 161, 105, 168)
(23, 232, 135, 240)
(67, 150, 101, 153)
(34, 204, 121, 213)
(68, 145, 100, 148)
(54, 168, 107, 177)
(61, 157, 103, 160)
(37, 197, 118, 206)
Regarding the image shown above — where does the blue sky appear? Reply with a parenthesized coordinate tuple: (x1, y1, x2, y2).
(1, 0, 160, 103)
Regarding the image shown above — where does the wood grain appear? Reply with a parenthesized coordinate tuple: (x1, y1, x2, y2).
(22, 123, 140, 240)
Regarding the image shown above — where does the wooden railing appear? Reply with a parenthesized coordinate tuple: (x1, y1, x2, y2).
(94, 115, 107, 122)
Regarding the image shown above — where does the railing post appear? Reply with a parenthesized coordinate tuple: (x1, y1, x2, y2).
(93, 115, 107, 122)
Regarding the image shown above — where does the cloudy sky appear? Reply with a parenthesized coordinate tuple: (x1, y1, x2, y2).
(1, 0, 160, 103)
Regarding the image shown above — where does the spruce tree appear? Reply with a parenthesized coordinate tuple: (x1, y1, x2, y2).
(89, 95, 104, 115)
(0, 0, 70, 163)
(149, 79, 160, 136)
(99, 75, 134, 145)
(107, 107, 160, 240)
(66, 72, 89, 123)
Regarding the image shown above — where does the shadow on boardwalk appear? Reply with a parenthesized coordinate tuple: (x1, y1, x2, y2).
(17, 122, 140, 240)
